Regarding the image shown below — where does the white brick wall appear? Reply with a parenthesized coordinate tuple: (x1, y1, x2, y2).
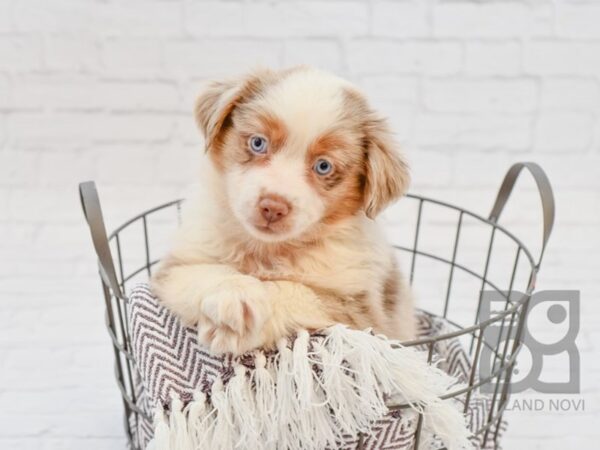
(1, 1, 598, 448)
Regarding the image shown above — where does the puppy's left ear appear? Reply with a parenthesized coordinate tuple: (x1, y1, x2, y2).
(363, 117, 410, 218)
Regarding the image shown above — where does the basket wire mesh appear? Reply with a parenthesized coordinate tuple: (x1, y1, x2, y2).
(80, 162, 554, 449)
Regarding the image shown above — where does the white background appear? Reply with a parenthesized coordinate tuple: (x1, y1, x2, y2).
(1, 0, 599, 449)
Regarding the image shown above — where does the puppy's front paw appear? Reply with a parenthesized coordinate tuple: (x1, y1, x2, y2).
(197, 277, 270, 355)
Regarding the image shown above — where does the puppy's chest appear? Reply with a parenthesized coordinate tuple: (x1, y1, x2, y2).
(229, 248, 382, 293)
(231, 252, 311, 282)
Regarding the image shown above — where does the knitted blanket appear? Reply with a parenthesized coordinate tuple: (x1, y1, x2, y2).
(127, 284, 503, 449)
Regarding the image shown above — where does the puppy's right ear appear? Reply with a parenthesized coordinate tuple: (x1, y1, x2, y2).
(195, 70, 272, 151)
(195, 79, 240, 151)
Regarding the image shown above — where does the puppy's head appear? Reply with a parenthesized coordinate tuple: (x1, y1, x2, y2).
(196, 67, 409, 243)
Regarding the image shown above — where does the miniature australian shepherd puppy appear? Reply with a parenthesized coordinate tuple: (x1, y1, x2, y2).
(151, 66, 416, 355)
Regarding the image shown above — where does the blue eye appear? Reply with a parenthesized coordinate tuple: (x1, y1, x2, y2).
(314, 158, 333, 175)
(249, 135, 268, 154)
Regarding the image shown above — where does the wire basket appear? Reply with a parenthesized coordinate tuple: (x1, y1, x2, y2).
(80, 162, 554, 449)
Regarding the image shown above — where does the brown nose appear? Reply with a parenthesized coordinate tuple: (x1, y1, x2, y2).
(258, 195, 291, 223)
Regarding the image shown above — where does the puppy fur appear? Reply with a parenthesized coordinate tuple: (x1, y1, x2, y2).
(151, 67, 416, 355)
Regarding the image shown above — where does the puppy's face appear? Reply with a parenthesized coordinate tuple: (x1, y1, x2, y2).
(196, 68, 409, 243)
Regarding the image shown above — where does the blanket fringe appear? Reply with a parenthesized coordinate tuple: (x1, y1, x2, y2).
(149, 325, 474, 450)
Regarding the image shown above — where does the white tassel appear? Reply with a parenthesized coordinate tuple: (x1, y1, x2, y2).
(210, 379, 235, 450)
(292, 330, 312, 410)
(186, 391, 214, 449)
(168, 394, 190, 450)
(304, 339, 345, 448)
(275, 338, 300, 450)
(227, 364, 260, 448)
(423, 399, 474, 450)
(151, 404, 171, 450)
(252, 352, 275, 438)
(291, 331, 336, 448)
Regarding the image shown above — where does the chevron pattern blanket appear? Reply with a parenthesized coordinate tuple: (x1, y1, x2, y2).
(127, 284, 503, 450)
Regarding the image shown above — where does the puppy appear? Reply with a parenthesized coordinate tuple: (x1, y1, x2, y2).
(151, 67, 415, 355)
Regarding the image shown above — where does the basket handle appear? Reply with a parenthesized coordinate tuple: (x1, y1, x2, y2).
(489, 162, 555, 268)
(79, 181, 125, 299)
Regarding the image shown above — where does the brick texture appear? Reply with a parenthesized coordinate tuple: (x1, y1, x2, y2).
(1, 1, 598, 449)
